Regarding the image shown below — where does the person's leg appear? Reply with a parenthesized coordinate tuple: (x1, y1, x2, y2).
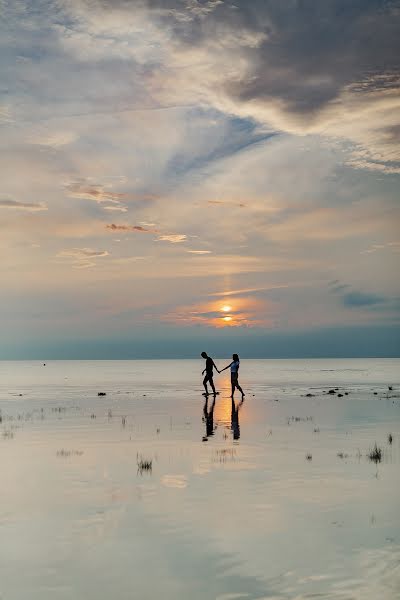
(236, 379, 245, 397)
(209, 375, 216, 395)
(203, 375, 209, 394)
(231, 374, 235, 398)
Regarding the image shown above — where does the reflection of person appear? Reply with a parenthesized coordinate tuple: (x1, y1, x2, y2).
(201, 351, 219, 396)
(231, 397, 243, 440)
(220, 353, 245, 399)
(202, 396, 216, 441)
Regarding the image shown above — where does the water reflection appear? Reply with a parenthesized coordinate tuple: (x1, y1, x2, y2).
(202, 396, 245, 441)
(202, 396, 216, 441)
(231, 398, 244, 440)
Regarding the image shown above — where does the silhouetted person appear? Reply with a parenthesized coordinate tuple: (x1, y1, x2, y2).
(201, 351, 219, 396)
(220, 353, 245, 399)
(202, 396, 216, 441)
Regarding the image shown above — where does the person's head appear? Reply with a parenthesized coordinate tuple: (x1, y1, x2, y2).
(201, 352, 208, 359)
(233, 353, 239, 362)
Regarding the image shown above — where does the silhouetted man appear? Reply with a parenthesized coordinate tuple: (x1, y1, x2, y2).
(201, 351, 219, 396)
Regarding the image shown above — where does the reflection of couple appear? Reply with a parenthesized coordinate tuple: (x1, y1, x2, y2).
(202, 395, 244, 441)
(201, 351, 245, 399)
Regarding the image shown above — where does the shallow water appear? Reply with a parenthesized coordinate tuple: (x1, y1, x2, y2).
(1, 359, 399, 600)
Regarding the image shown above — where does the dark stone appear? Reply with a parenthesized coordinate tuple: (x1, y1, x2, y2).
(328, 389, 336, 394)
(97, 392, 106, 396)
(338, 393, 343, 397)
(305, 393, 314, 397)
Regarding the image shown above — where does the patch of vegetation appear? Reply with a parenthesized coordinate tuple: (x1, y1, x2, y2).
(213, 448, 236, 463)
(287, 416, 313, 425)
(337, 452, 349, 459)
(56, 449, 84, 457)
(137, 455, 152, 474)
(367, 443, 382, 464)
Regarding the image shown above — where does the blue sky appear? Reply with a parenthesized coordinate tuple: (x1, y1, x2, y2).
(0, 0, 399, 358)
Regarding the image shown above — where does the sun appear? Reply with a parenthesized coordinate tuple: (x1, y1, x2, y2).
(221, 305, 232, 312)
(222, 316, 232, 322)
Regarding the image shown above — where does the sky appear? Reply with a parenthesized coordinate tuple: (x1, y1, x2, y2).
(1, 0, 399, 359)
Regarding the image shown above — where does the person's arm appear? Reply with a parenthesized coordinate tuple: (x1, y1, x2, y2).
(212, 360, 220, 373)
(220, 362, 233, 372)
(202, 369, 205, 375)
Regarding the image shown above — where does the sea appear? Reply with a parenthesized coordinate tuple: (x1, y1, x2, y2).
(0, 358, 399, 600)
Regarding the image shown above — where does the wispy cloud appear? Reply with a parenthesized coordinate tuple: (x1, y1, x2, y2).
(207, 200, 246, 208)
(210, 285, 290, 297)
(157, 234, 187, 243)
(106, 224, 159, 233)
(65, 182, 129, 204)
(361, 241, 400, 254)
(342, 291, 386, 308)
(56, 247, 110, 269)
(0, 199, 47, 212)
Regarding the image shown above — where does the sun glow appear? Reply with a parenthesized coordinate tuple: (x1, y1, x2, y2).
(223, 316, 232, 322)
(221, 305, 232, 312)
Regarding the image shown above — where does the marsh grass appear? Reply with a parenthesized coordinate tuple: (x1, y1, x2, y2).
(213, 448, 236, 463)
(137, 455, 152, 474)
(337, 452, 349, 459)
(367, 443, 382, 463)
(56, 449, 84, 457)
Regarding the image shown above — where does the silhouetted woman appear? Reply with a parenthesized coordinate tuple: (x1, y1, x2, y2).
(220, 353, 245, 399)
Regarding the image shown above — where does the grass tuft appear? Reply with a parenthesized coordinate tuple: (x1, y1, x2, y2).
(137, 455, 152, 474)
(367, 443, 382, 464)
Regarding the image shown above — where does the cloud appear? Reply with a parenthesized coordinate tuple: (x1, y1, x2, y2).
(0, 199, 47, 212)
(329, 281, 398, 312)
(164, 295, 276, 328)
(0, 105, 13, 123)
(210, 285, 290, 297)
(65, 182, 129, 204)
(361, 241, 400, 254)
(207, 200, 246, 208)
(106, 223, 159, 233)
(157, 234, 187, 243)
(187, 250, 212, 254)
(342, 291, 386, 308)
(103, 205, 128, 212)
(56, 247, 110, 269)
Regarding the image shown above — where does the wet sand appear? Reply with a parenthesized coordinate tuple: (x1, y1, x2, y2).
(1, 359, 399, 599)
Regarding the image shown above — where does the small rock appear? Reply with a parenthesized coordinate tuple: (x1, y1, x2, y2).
(98, 392, 106, 396)
(328, 389, 336, 394)
(306, 393, 314, 397)
(338, 393, 343, 397)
